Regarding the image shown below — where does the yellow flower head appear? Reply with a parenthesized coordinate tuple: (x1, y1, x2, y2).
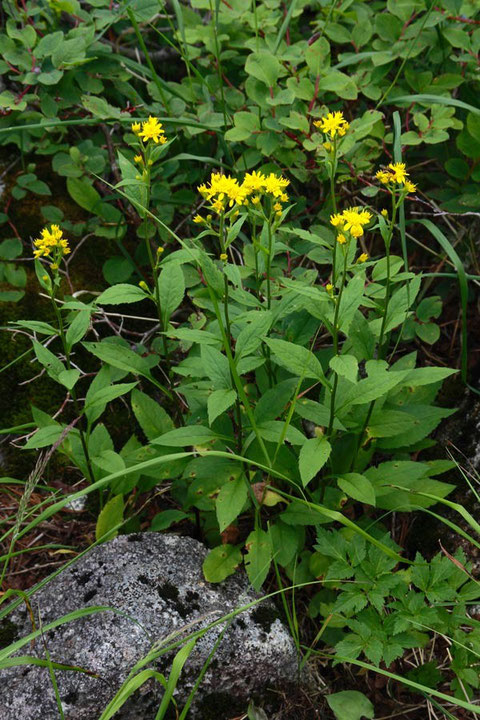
(193, 214, 204, 224)
(323, 142, 333, 153)
(212, 198, 224, 214)
(242, 170, 267, 193)
(157, 246, 164, 254)
(131, 122, 141, 134)
(376, 170, 391, 185)
(33, 224, 71, 265)
(405, 180, 417, 193)
(134, 155, 143, 164)
(357, 252, 368, 263)
(138, 116, 166, 144)
(263, 173, 290, 198)
(326, 283, 334, 294)
(341, 207, 372, 238)
(381, 209, 388, 217)
(314, 111, 349, 139)
(279, 192, 289, 202)
(336, 234, 347, 245)
(330, 213, 344, 228)
(388, 162, 408, 184)
(251, 195, 261, 205)
(220, 253, 228, 261)
(273, 202, 282, 212)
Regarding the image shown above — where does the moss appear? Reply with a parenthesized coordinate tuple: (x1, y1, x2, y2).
(0, 618, 18, 650)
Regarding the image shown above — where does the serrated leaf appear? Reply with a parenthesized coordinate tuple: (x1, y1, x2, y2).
(337, 473, 375, 506)
(131, 389, 173, 440)
(23, 424, 64, 449)
(158, 263, 185, 326)
(65, 309, 91, 350)
(329, 354, 358, 383)
(264, 338, 327, 385)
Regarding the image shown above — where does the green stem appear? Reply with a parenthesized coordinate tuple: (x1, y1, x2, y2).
(51, 297, 94, 484)
(330, 142, 338, 285)
(327, 247, 348, 437)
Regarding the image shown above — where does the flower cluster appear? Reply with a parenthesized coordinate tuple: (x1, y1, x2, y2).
(314, 111, 350, 140)
(376, 163, 416, 193)
(330, 207, 372, 239)
(132, 117, 167, 145)
(33, 225, 71, 268)
(196, 170, 289, 218)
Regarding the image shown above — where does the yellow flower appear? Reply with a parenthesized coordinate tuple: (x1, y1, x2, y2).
(273, 202, 282, 212)
(323, 141, 333, 152)
(220, 253, 228, 261)
(157, 246, 164, 254)
(381, 209, 388, 217)
(242, 170, 266, 193)
(131, 122, 141, 134)
(314, 111, 349, 139)
(193, 214, 204, 224)
(263, 173, 290, 198)
(212, 198, 224, 213)
(139, 281, 149, 291)
(33, 224, 71, 264)
(357, 252, 368, 263)
(388, 162, 408, 184)
(336, 234, 347, 245)
(138, 116, 166, 144)
(251, 195, 261, 205)
(279, 192, 288, 202)
(376, 170, 391, 185)
(330, 213, 344, 227)
(326, 283, 334, 294)
(341, 207, 372, 238)
(405, 180, 417, 193)
(134, 155, 143, 164)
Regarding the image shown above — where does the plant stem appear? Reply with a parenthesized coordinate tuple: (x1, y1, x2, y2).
(327, 247, 348, 437)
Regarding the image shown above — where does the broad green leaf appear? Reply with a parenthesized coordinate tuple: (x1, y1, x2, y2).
(23, 425, 64, 450)
(33, 340, 65, 381)
(95, 494, 124, 542)
(67, 177, 102, 214)
(329, 354, 358, 383)
(158, 263, 185, 326)
(85, 382, 138, 412)
(299, 436, 331, 487)
(65, 310, 91, 350)
(327, 691, 374, 720)
(97, 284, 147, 305)
(201, 345, 232, 389)
(245, 50, 281, 87)
(151, 509, 188, 531)
(203, 544, 242, 582)
(264, 338, 327, 385)
(57, 368, 81, 390)
(131, 389, 173, 439)
(245, 528, 272, 590)
(337, 473, 376, 506)
(235, 310, 273, 359)
(208, 388, 237, 426)
(83, 341, 156, 376)
(153, 425, 221, 447)
(216, 475, 248, 532)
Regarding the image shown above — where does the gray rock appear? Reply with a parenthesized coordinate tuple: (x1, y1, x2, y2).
(0, 533, 299, 720)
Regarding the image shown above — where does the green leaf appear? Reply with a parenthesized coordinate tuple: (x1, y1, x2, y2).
(83, 341, 155, 376)
(131, 389, 173, 440)
(201, 345, 232, 389)
(337, 473, 375, 506)
(95, 494, 124, 542)
(153, 425, 220, 447)
(264, 338, 327, 385)
(23, 425, 63, 450)
(150, 509, 188, 532)
(329, 354, 358, 383)
(245, 50, 281, 87)
(57, 368, 81, 390)
(299, 436, 331, 487)
(67, 177, 102, 214)
(216, 475, 248, 533)
(235, 311, 273, 360)
(85, 382, 138, 412)
(97, 284, 147, 305)
(33, 340, 64, 382)
(158, 263, 185, 326)
(208, 388, 237, 426)
(245, 528, 272, 590)
(327, 691, 374, 720)
(203, 544, 242, 583)
(65, 310, 91, 350)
